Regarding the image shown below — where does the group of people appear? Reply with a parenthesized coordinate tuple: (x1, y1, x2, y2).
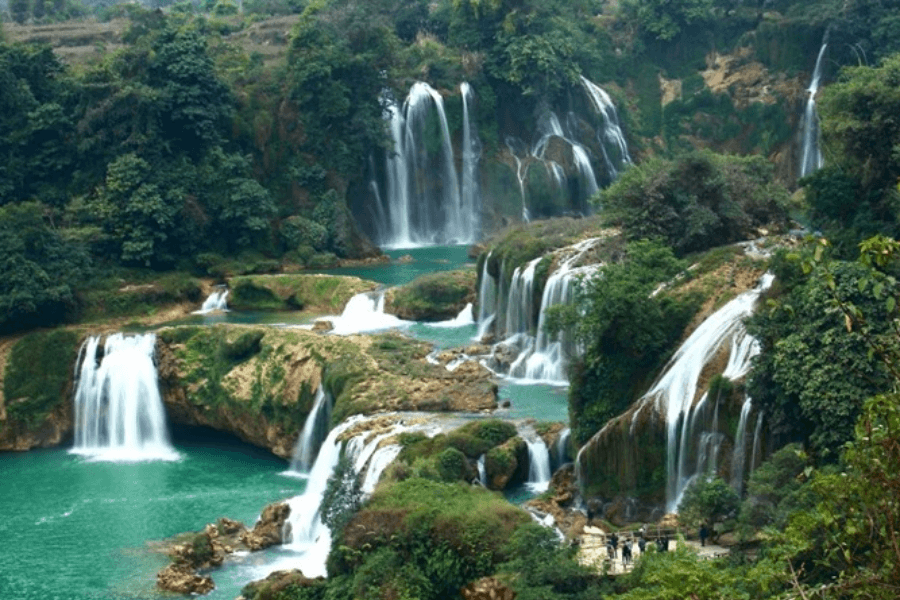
(605, 532, 635, 565)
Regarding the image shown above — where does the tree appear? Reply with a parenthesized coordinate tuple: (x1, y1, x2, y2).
(599, 151, 790, 257)
(677, 476, 740, 533)
(619, 0, 716, 41)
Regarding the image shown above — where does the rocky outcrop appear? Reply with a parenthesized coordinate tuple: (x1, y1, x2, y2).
(228, 273, 379, 312)
(484, 436, 528, 490)
(157, 502, 291, 595)
(239, 569, 324, 600)
(0, 400, 72, 452)
(383, 269, 477, 321)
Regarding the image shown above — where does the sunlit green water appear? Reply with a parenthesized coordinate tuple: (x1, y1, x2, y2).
(0, 437, 300, 600)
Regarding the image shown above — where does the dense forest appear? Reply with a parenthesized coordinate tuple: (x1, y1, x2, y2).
(3, 0, 900, 598)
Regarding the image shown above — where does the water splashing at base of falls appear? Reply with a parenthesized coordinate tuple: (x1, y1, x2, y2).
(322, 291, 409, 335)
(71, 333, 178, 462)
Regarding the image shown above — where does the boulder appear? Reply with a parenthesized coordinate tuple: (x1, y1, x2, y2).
(241, 502, 291, 551)
(156, 563, 214, 595)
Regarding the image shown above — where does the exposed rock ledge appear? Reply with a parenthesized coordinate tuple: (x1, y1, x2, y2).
(157, 501, 290, 595)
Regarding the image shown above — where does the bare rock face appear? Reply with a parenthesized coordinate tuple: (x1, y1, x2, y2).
(241, 502, 291, 551)
(240, 569, 323, 600)
(156, 563, 215, 595)
(461, 577, 517, 600)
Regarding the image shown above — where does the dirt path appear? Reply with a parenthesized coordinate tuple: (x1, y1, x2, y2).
(577, 527, 730, 574)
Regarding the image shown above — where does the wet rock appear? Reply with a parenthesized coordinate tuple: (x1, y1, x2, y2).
(240, 569, 323, 600)
(156, 563, 214, 595)
(241, 502, 291, 551)
(312, 319, 333, 332)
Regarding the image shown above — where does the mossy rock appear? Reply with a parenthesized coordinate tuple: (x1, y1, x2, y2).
(383, 270, 477, 322)
(484, 436, 528, 490)
(78, 273, 203, 322)
(228, 274, 378, 313)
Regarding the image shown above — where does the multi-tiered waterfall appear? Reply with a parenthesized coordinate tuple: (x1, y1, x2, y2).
(575, 274, 774, 512)
(800, 37, 828, 178)
(71, 333, 178, 462)
(373, 82, 480, 248)
(478, 238, 601, 384)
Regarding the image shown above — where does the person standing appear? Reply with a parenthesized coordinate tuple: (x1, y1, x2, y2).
(700, 525, 709, 547)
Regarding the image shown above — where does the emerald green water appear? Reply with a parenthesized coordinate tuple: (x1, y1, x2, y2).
(0, 438, 300, 600)
(315, 245, 475, 286)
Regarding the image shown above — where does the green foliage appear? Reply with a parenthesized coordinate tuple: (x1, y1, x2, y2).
(387, 269, 475, 321)
(747, 253, 894, 460)
(556, 240, 698, 444)
(220, 330, 264, 361)
(619, 0, 715, 42)
(0, 202, 89, 332)
(320, 452, 363, 533)
(600, 150, 790, 256)
(498, 523, 603, 600)
(436, 447, 469, 482)
(737, 443, 811, 534)
(677, 476, 740, 529)
(3, 329, 80, 425)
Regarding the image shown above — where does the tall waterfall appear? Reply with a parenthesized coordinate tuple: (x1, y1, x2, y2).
(636, 274, 774, 511)
(287, 387, 333, 474)
(522, 427, 552, 493)
(580, 76, 632, 180)
(376, 82, 479, 248)
(800, 38, 828, 178)
(480, 238, 600, 384)
(72, 333, 178, 462)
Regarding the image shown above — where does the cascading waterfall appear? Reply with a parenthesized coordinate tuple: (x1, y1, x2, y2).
(505, 136, 531, 222)
(194, 288, 228, 314)
(730, 398, 754, 492)
(635, 273, 774, 512)
(523, 428, 552, 493)
(508, 238, 600, 383)
(750, 411, 765, 473)
(71, 333, 178, 462)
(287, 387, 333, 474)
(555, 427, 571, 468)
(377, 82, 477, 248)
(800, 37, 828, 178)
(534, 112, 598, 210)
(475, 251, 497, 341)
(579, 76, 632, 180)
(477, 454, 488, 486)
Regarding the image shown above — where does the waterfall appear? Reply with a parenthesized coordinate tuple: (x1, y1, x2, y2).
(477, 454, 487, 486)
(194, 288, 228, 314)
(475, 251, 497, 341)
(503, 258, 541, 338)
(524, 432, 552, 493)
(750, 411, 765, 473)
(556, 427, 571, 467)
(800, 38, 828, 178)
(287, 387, 333, 474)
(460, 82, 482, 237)
(730, 398, 753, 492)
(505, 136, 531, 222)
(71, 333, 178, 462)
(635, 273, 773, 512)
(533, 112, 598, 211)
(326, 291, 408, 335)
(377, 82, 476, 248)
(430, 303, 475, 328)
(579, 76, 632, 180)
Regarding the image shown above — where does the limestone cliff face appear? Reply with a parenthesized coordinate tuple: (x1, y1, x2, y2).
(0, 399, 72, 452)
(156, 325, 498, 458)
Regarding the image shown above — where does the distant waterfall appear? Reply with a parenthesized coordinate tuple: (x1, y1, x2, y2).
(480, 238, 600, 384)
(72, 333, 177, 462)
(325, 291, 408, 335)
(800, 38, 828, 178)
(534, 112, 599, 211)
(580, 76, 632, 180)
(194, 288, 228, 314)
(287, 387, 333, 474)
(635, 274, 773, 511)
(376, 82, 479, 248)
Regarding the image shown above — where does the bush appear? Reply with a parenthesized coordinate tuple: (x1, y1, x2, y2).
(437, 447, 469, 482)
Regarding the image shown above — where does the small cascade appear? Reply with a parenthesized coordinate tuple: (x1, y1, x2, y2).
(287, 387, 334, 474)
(750, 411, 765, 473)
(579, 76, 632, 180)
(325, 291, 408, 335)
(503, 258, 541, 338)
(430, 303, 475, 328)
(475, 251, 498, 341)
(72, 333, 177, 462)
(376, 82, 477, 248)
(635, 273, 774, 512)
(194, 288, 229, 314)
(800, 37, 828, 178)
(556, 428, 571, 468)
(533, 112, 598, 211)
(524, 432, 552, 493)
(477, 454, 488, 486)
(505, 136, 531, 222)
